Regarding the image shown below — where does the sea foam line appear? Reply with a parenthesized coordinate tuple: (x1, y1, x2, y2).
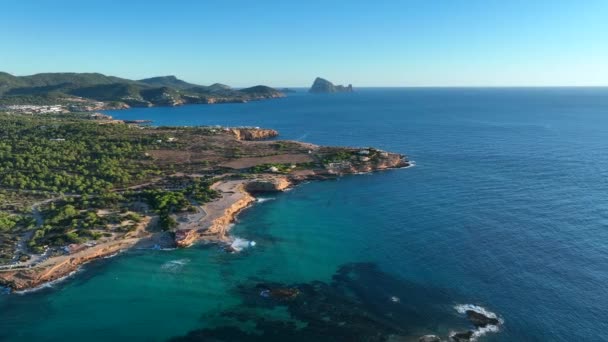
(14, 268, 83, 295)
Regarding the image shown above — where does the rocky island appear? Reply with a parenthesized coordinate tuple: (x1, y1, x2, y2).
(309, 77, 353, 93)
(0, 111, 408, 291)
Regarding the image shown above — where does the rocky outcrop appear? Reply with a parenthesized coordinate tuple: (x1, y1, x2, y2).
(466, 310, 500, 327)
(324, 149, 409, 175)
(450, 331, 473, 342)
(230, 128, 279, 140)
(309, 77, 353, 93)
(175, 229, 197, 248)
(246, 177, 291, 192)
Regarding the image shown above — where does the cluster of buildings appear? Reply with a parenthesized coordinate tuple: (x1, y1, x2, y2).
(0, 104, 67, 114)
(89, 113, 113, 120)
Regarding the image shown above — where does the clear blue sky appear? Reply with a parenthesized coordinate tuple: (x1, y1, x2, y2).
(1, 0, 607, 87)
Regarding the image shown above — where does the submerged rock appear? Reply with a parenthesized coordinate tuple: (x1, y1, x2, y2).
(223, 245, 238, 254)
(169, 263, 503, 342)
(270, 287, 300, 300)
(256, 284, 300, 300)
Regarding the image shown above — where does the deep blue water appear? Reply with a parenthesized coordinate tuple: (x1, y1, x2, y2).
(2, 88, 608, 341)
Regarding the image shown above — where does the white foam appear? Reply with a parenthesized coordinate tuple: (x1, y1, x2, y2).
(14, 268, 82, 295)
(472, 324, 501, 339)
(256, 197, 276, 203)
(454, 304, 499, 319)
(402, 160, 416, 169)
(229, 237, 256, 252)
(103, 252, 120, 259)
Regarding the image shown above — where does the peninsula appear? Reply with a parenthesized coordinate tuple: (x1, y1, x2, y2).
(0, 112, 408, 291)
(309, 77, 353, 93)
(0, 72, 285, 112)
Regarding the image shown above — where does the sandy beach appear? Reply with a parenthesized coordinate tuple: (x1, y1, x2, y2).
(174, 176, 292, 247)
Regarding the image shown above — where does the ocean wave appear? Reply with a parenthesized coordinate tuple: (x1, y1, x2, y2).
(472, 324, 501, 339)
(229, 237, 256, 252)
(103, 252, 120, 259)
(402, 160, 416, 169)
(160, 258, 190, 272)
(256, 197, 276, 203)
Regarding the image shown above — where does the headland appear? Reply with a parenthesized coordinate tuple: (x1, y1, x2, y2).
(0, 112, 408, 291)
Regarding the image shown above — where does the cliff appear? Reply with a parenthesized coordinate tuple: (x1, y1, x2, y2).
(230, 128, 279, 140)
(246, 177, 292, 192)
(309, 77, 353, 93)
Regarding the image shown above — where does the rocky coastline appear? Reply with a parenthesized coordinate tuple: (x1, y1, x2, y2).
(0, 217, 153, 292)
(0, 124, 409, 292)
(174, 151, 407, 249)
(0, 159, 406, 292)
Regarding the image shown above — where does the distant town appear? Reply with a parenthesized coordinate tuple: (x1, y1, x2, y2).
(0, 101, 109, 115)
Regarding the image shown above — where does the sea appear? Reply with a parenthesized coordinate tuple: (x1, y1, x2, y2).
(1, 88, 608, 341)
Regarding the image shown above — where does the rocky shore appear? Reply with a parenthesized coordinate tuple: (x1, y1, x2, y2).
(229, 128, 279, 141)
(0, 217, 153, 292)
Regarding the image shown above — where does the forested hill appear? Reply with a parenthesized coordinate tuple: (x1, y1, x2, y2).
(0, 72, 285, 108)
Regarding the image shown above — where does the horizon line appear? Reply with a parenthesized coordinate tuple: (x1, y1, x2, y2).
(3, 71, 607, 89)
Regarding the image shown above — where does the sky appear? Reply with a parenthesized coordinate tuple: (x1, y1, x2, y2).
(1, 0, 607, 87)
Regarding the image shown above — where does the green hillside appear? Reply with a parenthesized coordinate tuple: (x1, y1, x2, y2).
(0, 72, 285, 108)
(138, 75, 198, 89)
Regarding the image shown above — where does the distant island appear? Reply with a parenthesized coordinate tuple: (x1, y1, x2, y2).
(0, 72, 285, 112)
(309, 77, 353, 93)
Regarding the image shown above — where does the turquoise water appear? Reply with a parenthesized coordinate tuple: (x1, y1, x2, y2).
(2, 88, 608, 341)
